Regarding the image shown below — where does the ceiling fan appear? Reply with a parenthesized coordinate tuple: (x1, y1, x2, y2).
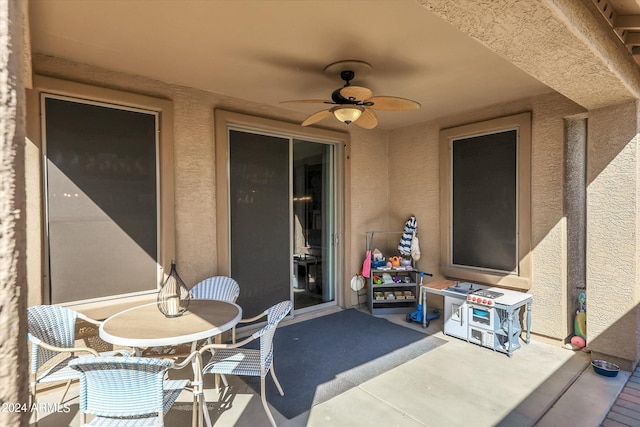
(282, 60, 420, 129)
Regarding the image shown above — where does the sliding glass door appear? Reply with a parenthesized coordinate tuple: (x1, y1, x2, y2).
(292, 139, 335, 309)
(228, 128, 336, 316)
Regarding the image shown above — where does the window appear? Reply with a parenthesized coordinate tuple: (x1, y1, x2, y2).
(32, 76, 175, 304)
(439, 113, 531, 289)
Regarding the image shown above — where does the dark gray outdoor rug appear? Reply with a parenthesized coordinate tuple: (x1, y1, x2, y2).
(242, 308, 447, 419)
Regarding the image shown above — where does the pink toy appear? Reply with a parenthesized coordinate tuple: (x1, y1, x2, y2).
(571, 335, 586, 349)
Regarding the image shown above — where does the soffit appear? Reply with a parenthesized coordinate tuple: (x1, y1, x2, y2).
(420, 0, 640, 111)
(29, 1, 640, 130)
(29, 0, 554, 130)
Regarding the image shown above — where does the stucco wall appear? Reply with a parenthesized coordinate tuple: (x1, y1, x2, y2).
(0, 0, 29, 423)
(29, 54, 338, 287)
(388, 92, 584, 340)
(389, 121, 441, 285)
(28, 54, 640, 363)
(347, 127, 390, 306)
(586, 101, 640, 367)
(172, 90, 217, 282)
(28, 54, 364, 305)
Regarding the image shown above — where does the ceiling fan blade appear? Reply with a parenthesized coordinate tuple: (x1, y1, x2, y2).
(301, 109, 333, 126)
(367, 96, 421, 111)
(354, 108, 378, 129)
(340, 86, 373, 102)
(281, 99, 333, 104)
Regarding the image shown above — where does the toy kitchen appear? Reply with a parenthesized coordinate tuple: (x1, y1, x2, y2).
(422, 280, 533, 357)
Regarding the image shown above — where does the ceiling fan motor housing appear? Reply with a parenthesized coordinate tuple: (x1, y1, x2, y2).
(331, 70, 358, 104)
(331, 88, 357, 104)
(340, 70, 355, 84)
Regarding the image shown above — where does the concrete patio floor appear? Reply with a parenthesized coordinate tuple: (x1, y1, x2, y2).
(31, 309, 631, 427)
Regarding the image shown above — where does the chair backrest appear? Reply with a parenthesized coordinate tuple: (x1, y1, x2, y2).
(190, 276, 240, 302)
(28, 305, 79, 373)
(252, 300, 292, 367)
(69, 356, 172, 419)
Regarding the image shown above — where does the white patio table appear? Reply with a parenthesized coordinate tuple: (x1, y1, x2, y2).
(98, 299, 241, 427)
(99, 300, 242, 350)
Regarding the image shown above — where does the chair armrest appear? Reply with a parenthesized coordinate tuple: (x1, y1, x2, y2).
(172, 350, 201, 370)
(171, 351, 204, 399)
(76, 313, 103, 326)
(198, 334, 256, 354)
(237, 311, 267, 324)
(32, 339, 100, 357)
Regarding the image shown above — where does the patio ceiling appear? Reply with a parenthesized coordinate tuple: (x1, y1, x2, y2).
(27, 0, 636, 130)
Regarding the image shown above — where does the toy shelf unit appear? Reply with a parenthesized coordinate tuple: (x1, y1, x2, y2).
(366, 231, 419, 315)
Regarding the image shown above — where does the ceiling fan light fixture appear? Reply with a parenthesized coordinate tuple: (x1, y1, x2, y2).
(332, 106, 364, 124)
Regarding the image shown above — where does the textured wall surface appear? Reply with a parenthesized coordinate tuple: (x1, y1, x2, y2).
(0, 0, 28, 424)
(347, 127, 390, 306)
(388, 92, 584, 339)
(565, 117, 587, 328)
(26, 5, 640, 358)
(529, 93, 576, 339)
(418, 0, 640, 109)
(29, 54, 358, 299)
(586, 102, 640, 367)
(389, 121, 441, 285)
(418, 0, 640, 363)
(172, 90, 217, 283)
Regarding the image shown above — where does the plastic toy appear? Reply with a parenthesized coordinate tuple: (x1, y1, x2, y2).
(574, 291, 586, 339)
(406, 271, 439, 327)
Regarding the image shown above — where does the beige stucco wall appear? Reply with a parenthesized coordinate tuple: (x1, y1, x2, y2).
(0, 0, 29, 424)
(347, 127, 390, 306)
(388, 92, 584, 339)
(172, 89, 217, 282)
(586, 101, 640, 368)
(27, 54, 359, 306)
(26, 50, 640, 366)
(419, 0, 640, 367)
(388, 121, 441, 286)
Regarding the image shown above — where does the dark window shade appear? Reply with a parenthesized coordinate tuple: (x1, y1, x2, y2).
(45, 97, 158, 303)
(452, 129, 517, 273)
(229, 130, 290, 318)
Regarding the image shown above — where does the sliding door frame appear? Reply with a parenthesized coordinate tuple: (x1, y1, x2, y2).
(214, 110, 350, 312)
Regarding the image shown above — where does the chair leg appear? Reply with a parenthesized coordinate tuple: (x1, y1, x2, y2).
(201, 394, 212, 427)
(260, 377, 277, 427)
(58, 379, 72, 404)
(270, 364, 284, 396)
(192, 393, 209, 427)
(30, 385, 38, 427)
(191, 393, 199, 427)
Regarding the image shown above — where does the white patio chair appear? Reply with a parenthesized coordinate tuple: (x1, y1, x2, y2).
(27, 305, 130, 425)
(198, 300, 292, 427)
(189, 275, 240, 345)
(69, 353, 203, 427)
(142, 276, 241, 359)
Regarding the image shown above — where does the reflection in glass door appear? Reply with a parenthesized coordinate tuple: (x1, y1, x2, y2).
(293, 140, 334, 310)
